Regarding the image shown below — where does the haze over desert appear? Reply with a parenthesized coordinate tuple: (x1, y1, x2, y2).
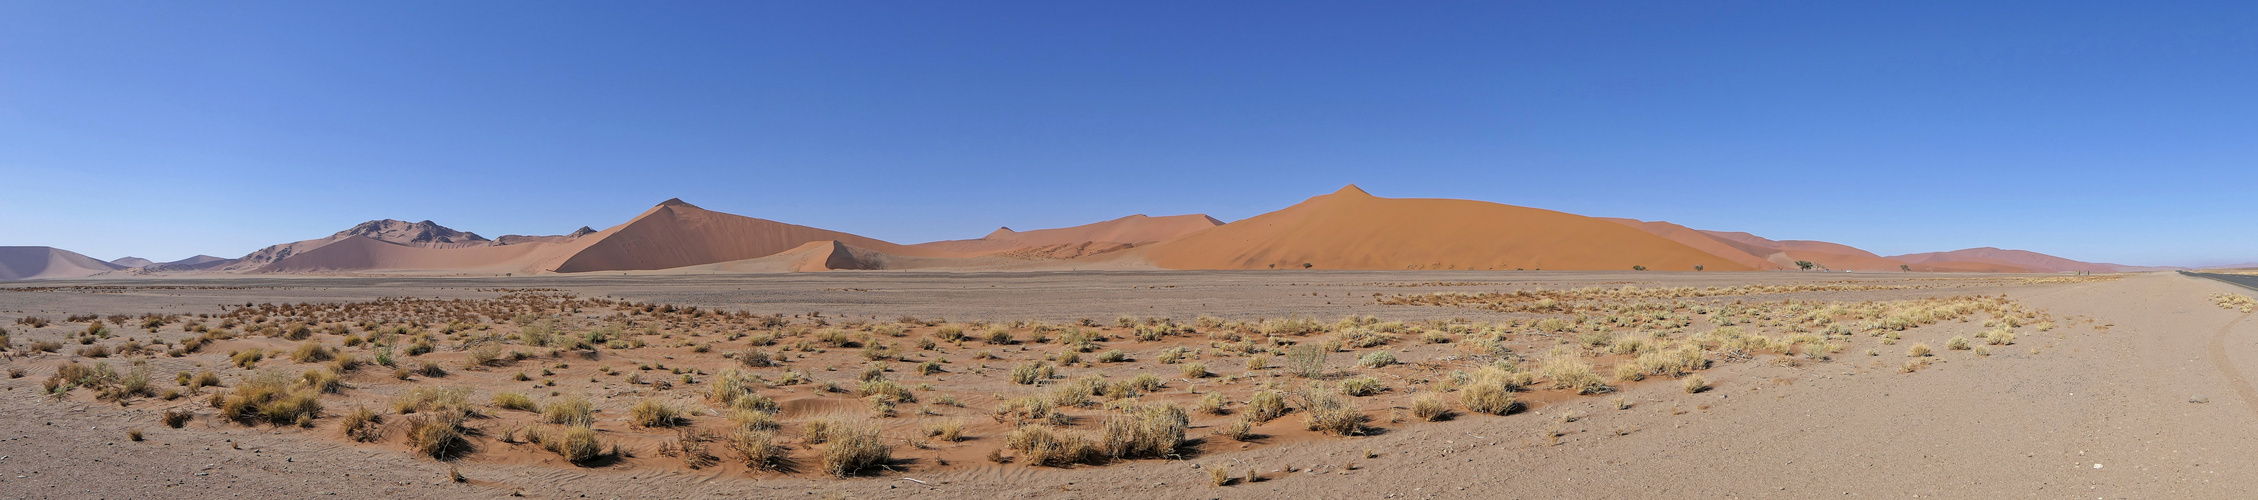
(7, 2, 2258, 499)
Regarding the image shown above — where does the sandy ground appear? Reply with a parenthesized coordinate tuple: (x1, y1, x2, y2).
(1, 270, 2254, 499)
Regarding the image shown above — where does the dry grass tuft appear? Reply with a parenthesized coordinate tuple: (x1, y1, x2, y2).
(1682, 374, 1709, 393)
(1908, 343, 1934, 357)
(1100, 403, 1189, 459)
(162, 409, 194, 428)
(341, 406, 384, 442)
(1007, 424, 1101, 466)
(1411, 394, 1451, 421)
(543, 395, 595, 427)
(629, 399, 688, 428)
(1245, 390, 1288, 422)
(218, 371, 323, 427)
(404, 413, 471, 460)
(818, 421, 891, 477)
(493, 392, 539, 412)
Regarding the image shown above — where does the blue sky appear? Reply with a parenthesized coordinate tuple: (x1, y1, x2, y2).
(4, 1, 2255, 266)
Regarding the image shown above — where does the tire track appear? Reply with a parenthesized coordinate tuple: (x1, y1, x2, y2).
(2206, 313, 2258, 417)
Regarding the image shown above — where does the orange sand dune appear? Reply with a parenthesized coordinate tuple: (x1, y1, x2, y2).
(1132, 186, 1755, 271)
(910, 214, 1222, 257)
(1888, 247, 2120, 273)
(0, 246, 126, 281)
(545, 199, 937, 273)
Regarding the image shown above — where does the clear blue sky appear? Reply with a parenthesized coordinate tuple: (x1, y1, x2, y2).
(4, 1, 2255, 266)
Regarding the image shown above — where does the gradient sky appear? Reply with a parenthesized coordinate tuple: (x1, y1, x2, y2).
(4, 2, 2256, 266)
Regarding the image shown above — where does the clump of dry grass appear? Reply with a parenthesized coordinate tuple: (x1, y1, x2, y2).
(1682, 374, 1709, 393)
(629, 399, 687, 428)
(1540, 357, 1612, 394)
(1210, 465, 1232, 486)
(1245, 390, 1288, 422)
(1214, 417, 1256, 441)
(341, 405, 384, 442)
(289, 341, 333, 363)
(1411, 394, 1451, 421)
(1010, 362, 1057, 385)
(1297, 389, 1368, 436)
(543, 395, 594, 426)
(818, 421, 891, 477)
(1908, 343, 1934, 357)
(530, 425, 608, 465)
(920, 418, 966, 442)
(299, 369, 343, 394)
(2212, 292, 2258, 312)
(162, 409, 194, 428)
(231, 349, 264, 369)
(217, 371, 323, 427)
(1196, 392, 1227, 415)
(404, 413, 471, 460)
(1945, 336, 1972, 350)
(729, 429, 785, 471)
(1007, 424, 1101, 466)
(1338, 376, 1385, 397)
(1100, 403, 1189, 459)
(393, 386, 477, 419)
(493, 392, 539, 412)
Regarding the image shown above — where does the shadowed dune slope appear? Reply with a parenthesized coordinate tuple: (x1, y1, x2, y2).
(109, 257, 154, 268)
(910, 214, 1222, 257)
(1134, 185, 1755, 271)
(548, 199, 934, 273)
(0, 246, 125, 281)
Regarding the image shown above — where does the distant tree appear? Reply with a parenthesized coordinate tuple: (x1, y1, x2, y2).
(1631, 265, 1647, 271)
(1795, 260, 1815, 271)
(1301, 262, 1313, 269)
(1693, 264, 1704, 271)
(1900, 264, 1911, 272)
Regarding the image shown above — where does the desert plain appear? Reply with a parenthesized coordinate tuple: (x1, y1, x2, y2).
(3, 269, 2257, 499)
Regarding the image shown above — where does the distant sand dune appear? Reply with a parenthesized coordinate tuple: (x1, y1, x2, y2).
(1134, 185, 1753, 271)
(0, 246, 125, 280)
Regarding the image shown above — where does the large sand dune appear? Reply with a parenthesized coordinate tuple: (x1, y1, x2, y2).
(1134, 185, 1753, 271)
(0, 246, 125, 280)
(546, 199, 937, 273)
